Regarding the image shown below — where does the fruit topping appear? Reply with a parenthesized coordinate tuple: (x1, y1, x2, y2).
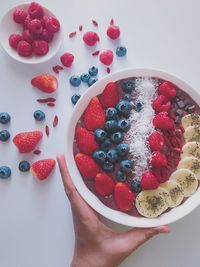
(153, 112, 174, 130)
(100, 82, 120, 109)
(147, 132, 165, 151)
(92, 150, 107, 164)
(141, 172, 159, 190)
(110, 132, 124, 144)
(119, 159, 133, 173)
(115, 170, 127, 182)
(151, 151, 168, 168)
(152, 95, 171, 113)
(158, 81, 176, 100)
(114, 183, 135, 212)
(95, 173, 114, 196)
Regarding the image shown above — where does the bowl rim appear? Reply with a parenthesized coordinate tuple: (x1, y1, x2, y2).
(66, 68, 200, 227)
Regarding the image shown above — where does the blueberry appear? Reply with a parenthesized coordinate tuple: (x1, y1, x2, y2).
(110, 132, 124, 144)
(116, 100, 132, 116)
(115, 170, 127, 182)
(105, 120, 118, 133)
(93, 150, 107, 164)
(122, 80, 135, 93)
(81, 73, 90, 83)
(33, 110, 45, 121)
(131, 179, 142, 193)
(116, 46, 127, 57)
(135, 102, 143, 112)
(71, 94, 81, 105)
(0, 130, 10, 142)
(88, 66, 98, 76)
(100, 139, 112, 152)
(88, 77, 98, 87)
(117, 119, 131, 132)
(70, 75, 81, 87)
(0, 112, 11, 124)
(0, 166, 11, 179)
(102, 161, 115, 173)
(94, 129, 107, 143)
(122, 94, 132, 102)
(116, 143, 130, 157)
(18, 161, 30, 172)
(105, 107, 117, 120)
(106, 149, 118, 163)
(120, 160, 133, 174)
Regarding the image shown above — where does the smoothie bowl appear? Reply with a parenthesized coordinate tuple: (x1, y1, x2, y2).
(66, 69, 200, 227)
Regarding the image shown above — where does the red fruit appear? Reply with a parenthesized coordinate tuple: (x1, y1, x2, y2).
(151, 151, 168, 168)
(13, 8, 27, 24)
(75, 127, 99, 155)
(60, 53, 74, 67)
(152, 167, 169, 184)
(23, 15, 31, 29)
(31, 159, 56, 180)
(9, 34, 22, 49)
(31, 74, 58, 93)
(17, 40, 32, 57)
(46, 17, 60, 33)
(40, 29, 54, 42)
(22, 30, 35, 44)
(83, 97, 106, 131)
(75, 153, 100, 180)
(141, 172, 159, 190)
(114, 183, 136, 211)
(95, 173, 115, 196)
(28, 2, 44, 19)
(152, 95, 171, 113)
(28, 19, 43, 34)
(148, 132, 165, 151)
(99, 82, 120, 108)
(13, 131, 43, 153)
(83, 31, 100, 46)
(32, 40, 49, 56)
(99, 50, 114, 66)
(159, 81, 177, 100)
(153, 112, 174, 130)
(107, 25, 120, 40)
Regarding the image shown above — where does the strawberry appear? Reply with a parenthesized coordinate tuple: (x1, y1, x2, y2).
(147, 132, 165, 151)
(152, 167, 169, 184)
(151, 151, 168, 168)
(99, 82, 120, 108)
(158, 81, 176, 100)
(13, 131, 43, 153)
(75, 127, 99, 155)
(95, 172, 114, 196)
(75, 153, 100, 180)
(141, 172, 159, 190)
(152, 95, 171, 113)
(114, 183, 136, 211)
(83, 97, 106, 131)
(153, 112, 174, 130)
(31, 74, 58, 93)
(31, 158, 56, 180)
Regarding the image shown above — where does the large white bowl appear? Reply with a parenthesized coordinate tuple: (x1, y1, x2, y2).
(66, 68, 200, 227)
(0, 3, 63, 64)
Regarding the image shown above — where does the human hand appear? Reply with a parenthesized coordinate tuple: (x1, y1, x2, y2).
(57, 154, 170, 267)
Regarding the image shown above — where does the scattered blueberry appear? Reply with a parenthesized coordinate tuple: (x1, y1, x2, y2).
(88, 66, 98, 76)
(0, 166, 11, 179)
(116, 46, 127, 57)
(71, 94, 81, 105)
(120, 160, 133, 174)
(135, 102, 143, 112)
(115, 170, 127, 182)
(116, 143, 130, 157)
(0, 112, 11, 124)
(94, 129, 107, 143)
(0, 130, 10, 142)
(88, 77, 98, 87)
(33, 110, 45, 121)
(106, 149, 118, 163)
(100, 139, 112, 152)
(93, 150, 107, 164)
(105, 120, 118, 133)
(81, 73, 90, 83)
(122, 94, 132, 102)
(102, 161, 115, 173)
(18, 161, 31, 172)
(131, 179, 142, 193)
(105, 107, 118, 120)
(110, 132, 124, 144)
(70, 75, 81, 87)
(116, 100, 132, 116)
(117, 119, 131, 132)
(122, 79, 135, 93)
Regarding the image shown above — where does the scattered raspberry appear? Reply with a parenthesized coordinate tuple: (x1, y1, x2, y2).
(40, 29, 54, 42)
(158, 81, 177, 100)
(99, 50, 114, 66)
(114, 183, 136, 211)
(152, 95, 171, 113)
(152, 167, 169, 184)
(46, 17, 60, 33)
(28, 19, 43, 34)
(95, 173, 114, 196)
(147, 132, 165, 151)
(22, 30, 35, 44)
(153, 112, 174, 130)
(60, 53, 74, 67)
(28, 2, 44, 19)
(13, 8, 27, 24)
(9, 34, 22, 49)
(141, 172, 159, 190)
(69, 31, 76, 38)
(151, 151, 168, 169)
(17, 40, 32, 57)
(99, 82, 120, 108)
(83, 31, 100, 46)
(107, 23, 120, 40)
(32, 40, 49, 56)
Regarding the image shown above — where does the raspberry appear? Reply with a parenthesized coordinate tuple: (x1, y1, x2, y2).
(46, 17, 60, 33)
(40, 16, 48, 28)
(28, 2, 44, 19)
(17, 40, 32, 57)
(13, 8, 27, 24)
(153, 112, 174, 130)
(99, 50, 114, 66)
(9, 34, 22, 49)
(22, 30, 35, 44)
(32, 40, 49, 56)
(60, 53, 74, 67)
(147, 132, 165, 151)
(152, 167, 169, 184)
(23, 15, 31, 29)
(141, 172, 159, 190)
(83, 31, 100, 46)
(28, 19, 43, 34)
(152, 95, 171, 113)
(151, 151, 167, 169)
(40, 29, 54, 43)
(107, 25, 120, 40)
(158, 81, 177, 100)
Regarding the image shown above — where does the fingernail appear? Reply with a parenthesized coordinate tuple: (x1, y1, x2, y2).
(156, 225, 170, 233)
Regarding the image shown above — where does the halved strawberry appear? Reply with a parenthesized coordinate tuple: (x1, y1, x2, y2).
(31, 158, 56, 180)
(141, 172, 159, 190)
(99, 82, 120, 108)
(31, 73, 58, 93)
(13, 131, 43, 153)
(95, 172, 114, 196)
(114, 182, 136, 211)
(83, 97, 105, 131)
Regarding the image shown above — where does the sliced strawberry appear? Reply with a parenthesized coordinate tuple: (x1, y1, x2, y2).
(158, 81, 176, 100)
(152, 95, 171, 113)
(99, 82, 120, 108)
(151, 151, 168, 168)
(83, 97, 105, 131)
(13, 131, 43, 153)
(75, 127, 99, 155)
(114, 182, 136, 211)
(153, 112, 174, 130)
(141, 172, 159, 190)
(31, 73, 58, 93)
(31, 158, 56, 180)
(95, 172, 114, 196)
(147, 132, 165, 151)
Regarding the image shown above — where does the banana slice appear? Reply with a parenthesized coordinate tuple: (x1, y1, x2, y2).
(135, 189, 168, 218)
(170, 168, 198, 197)
(181, 114, 200, 129)
(177, 156, 200, 179)
(184, 125, 200, 142)
(181, 142, 200, 159)
(159, 181, 184, 208)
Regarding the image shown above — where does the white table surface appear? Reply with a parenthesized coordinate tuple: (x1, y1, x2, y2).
(0, 0, 200, 266)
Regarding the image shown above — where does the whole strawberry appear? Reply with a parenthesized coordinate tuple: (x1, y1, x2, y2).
(153, 112, 174, 130)
(114, 183, 136, 211)
(152, 95, 171, 113)
(141, 172, 159, 190)
(99, 82, 120, 108)
(95, 173, 114, 196)
(151, 151, 168, 168)
(31, 158, 56, 180)
(147, 132, 165, 151)
(158, 81, 176, 100)
(31, 73, 58, 93)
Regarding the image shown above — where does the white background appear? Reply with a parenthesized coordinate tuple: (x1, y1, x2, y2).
(0, 0, 200, 266)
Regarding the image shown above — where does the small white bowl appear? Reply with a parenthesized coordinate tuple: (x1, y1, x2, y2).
(0, 3, 63, 64)
(66, 68, 200, 227)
